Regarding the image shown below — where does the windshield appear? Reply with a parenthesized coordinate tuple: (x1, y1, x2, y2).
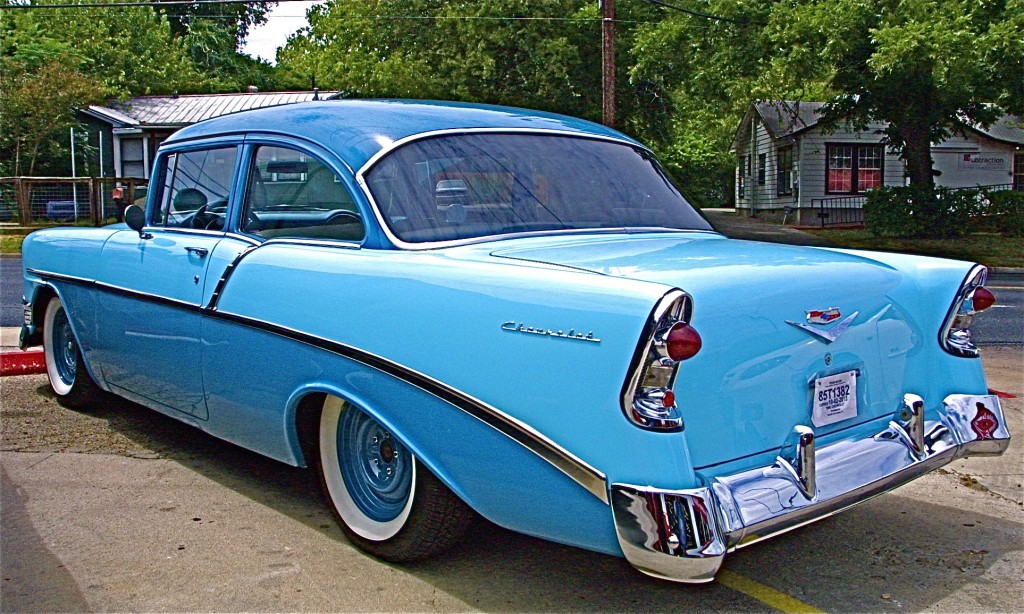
(363, 133, 712, 243)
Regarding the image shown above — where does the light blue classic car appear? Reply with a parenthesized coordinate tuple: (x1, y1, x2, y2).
(21, 100, 1009, 583)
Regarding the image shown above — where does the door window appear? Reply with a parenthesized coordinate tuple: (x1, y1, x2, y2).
(154, 147, 238, 229)
(241, 145, 364, 242)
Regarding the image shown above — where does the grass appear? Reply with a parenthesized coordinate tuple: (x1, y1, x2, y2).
(2, 223, 1021, 268)
(804, 228, 1024, 268)
(1, 233, 25, 254)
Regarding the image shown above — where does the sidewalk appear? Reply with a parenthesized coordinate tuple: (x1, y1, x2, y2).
(1, 326, 43, 375)
(702, 208, 835, 247)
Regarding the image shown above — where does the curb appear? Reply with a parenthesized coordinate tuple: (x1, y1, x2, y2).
(0, 349, 45, 376)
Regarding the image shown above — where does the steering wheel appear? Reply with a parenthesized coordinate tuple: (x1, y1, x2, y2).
(326, 210, 362, 225)
(191, 201, 230, 230)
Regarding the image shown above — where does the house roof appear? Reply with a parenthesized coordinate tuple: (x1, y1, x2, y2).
(967, 114, 1024, 146)
(89, 91, 339, 129)
(733, 100, 1024, 150)
(731, 101, 825, 150)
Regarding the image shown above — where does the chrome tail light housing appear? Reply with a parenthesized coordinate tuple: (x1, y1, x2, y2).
(621, 290, 701, 431)
(940, 265, 996, 358)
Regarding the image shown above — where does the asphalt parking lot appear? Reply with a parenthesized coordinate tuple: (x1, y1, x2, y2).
(1, 346, 1021, 613)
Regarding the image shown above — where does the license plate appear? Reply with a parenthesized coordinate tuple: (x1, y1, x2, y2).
(812, 370, 858, 427)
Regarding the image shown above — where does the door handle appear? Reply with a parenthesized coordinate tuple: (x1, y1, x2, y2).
(184, 246, 209, 258)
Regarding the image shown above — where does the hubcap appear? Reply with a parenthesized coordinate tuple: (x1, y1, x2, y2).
(52, 307, 77, 386)
(337, 408, 413, 522)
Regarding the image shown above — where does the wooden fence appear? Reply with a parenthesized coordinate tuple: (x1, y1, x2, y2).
(0, 177, 148, 226)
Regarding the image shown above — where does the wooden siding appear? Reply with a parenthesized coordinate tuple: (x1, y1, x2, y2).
(734, 116, 800, 211)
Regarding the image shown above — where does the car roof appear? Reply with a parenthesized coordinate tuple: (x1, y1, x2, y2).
(163, 99, 638, 171)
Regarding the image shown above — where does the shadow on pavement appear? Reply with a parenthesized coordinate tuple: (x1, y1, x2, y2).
(15, 381, 1018, 613)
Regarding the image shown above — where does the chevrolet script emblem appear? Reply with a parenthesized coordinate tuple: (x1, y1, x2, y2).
(786, 310, 859, 343)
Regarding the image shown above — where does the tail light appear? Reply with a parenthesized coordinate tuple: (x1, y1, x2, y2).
(940, 266, 996, 357)
(621, 290, 701, 431)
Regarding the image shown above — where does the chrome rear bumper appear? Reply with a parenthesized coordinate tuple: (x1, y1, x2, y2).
(611, 393, 1010, 583)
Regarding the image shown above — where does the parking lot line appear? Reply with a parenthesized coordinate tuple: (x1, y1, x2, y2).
(716, 569, 824, 613)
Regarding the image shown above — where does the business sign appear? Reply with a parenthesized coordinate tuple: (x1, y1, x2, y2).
(958, 153, 1007, 171)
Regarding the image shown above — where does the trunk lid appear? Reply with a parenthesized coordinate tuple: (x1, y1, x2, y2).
(491, 234, 925, 468)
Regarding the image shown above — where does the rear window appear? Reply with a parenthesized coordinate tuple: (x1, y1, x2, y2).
(364, 133, 711, 243)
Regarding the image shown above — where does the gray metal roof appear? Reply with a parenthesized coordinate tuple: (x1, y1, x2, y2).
(753, 101, 826, 139)
(82, 105, 139, 127)
(970, 114, 1024, 146)
(92, 91, 339, 128)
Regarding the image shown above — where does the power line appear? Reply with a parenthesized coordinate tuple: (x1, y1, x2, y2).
(645, 0, 763, 26)
(0, 0, 292, 8)
(0, 0, 658, 25)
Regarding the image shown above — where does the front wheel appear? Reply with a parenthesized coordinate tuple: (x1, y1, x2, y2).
(317, 396, 475, 561)
(42, 296, 103, 409)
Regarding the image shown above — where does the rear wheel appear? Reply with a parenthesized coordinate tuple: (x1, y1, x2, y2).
(43, 296, 103, 409)
(317, 395, 475, 561)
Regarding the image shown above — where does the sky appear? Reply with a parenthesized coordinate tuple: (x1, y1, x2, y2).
(241, 1, 323, 65)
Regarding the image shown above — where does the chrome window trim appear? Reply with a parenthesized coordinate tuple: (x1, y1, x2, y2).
(353, 127, 707, 251)
(260, 237, 364, 249)
(27, 267, 609, 503)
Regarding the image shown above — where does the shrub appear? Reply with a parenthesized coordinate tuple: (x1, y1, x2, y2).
(978, 188, 1024, 236)
(865, 185, 1022, 238)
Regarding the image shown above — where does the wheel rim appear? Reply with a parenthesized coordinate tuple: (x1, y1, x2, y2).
(51, 306, 77, 386)
(337, 406, 414, 523)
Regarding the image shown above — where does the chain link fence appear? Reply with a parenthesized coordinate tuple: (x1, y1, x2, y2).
(0, 177, 148, 226)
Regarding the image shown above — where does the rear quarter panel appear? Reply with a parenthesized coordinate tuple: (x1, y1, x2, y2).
(204, 243, 699, 551)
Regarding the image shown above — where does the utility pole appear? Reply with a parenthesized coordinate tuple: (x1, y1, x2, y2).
(601, 0, 616, 129)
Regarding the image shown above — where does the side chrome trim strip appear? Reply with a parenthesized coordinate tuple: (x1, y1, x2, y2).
(211, 310, 609, 503)
(207, 244, 262, 311)
(28, 267, 609, 503)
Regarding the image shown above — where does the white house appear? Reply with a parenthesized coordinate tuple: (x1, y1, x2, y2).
(732, 101, 1024, 226)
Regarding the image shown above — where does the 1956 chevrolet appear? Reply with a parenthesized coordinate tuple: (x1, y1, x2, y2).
(21, 100, 1009, 583)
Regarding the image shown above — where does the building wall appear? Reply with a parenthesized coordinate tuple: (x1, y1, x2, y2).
(735, 117, 799, 212)
(795, 123, 904, 207)
(932, 131, 1018, 188)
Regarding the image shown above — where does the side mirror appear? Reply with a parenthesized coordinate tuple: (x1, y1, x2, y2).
(124, 205, 152, 239)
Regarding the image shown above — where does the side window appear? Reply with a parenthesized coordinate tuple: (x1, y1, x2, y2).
(241, 145, 364, 242)
(155, 147, 238, 230)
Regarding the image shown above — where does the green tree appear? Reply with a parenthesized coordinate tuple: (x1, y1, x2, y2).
(765, 0, 1024, 189)
(278, 1, 605, 119)
(0, 57, 105, 175)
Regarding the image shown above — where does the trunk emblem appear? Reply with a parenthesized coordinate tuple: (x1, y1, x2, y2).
(806, 308, 842, 324)
(786, 311, 859, 343)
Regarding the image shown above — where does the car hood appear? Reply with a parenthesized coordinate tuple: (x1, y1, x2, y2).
(486, 233, 969, 468)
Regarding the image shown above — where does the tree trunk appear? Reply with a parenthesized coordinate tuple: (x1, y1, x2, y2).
(899, 123, 934, 190)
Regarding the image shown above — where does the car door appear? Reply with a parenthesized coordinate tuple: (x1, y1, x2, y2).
(95, 144, 242, 419)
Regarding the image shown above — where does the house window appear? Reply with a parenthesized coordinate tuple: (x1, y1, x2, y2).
(1014, 154, 1023, 191)
(776, 147, 793, 196)
(121, 138, 146, 178)
(827, 144, 883, 194)
(757, 153, 766, 185)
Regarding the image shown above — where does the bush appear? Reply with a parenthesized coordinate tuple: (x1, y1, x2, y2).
(977, 188, 1024, 236)
(865, 185, 1023, 238)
